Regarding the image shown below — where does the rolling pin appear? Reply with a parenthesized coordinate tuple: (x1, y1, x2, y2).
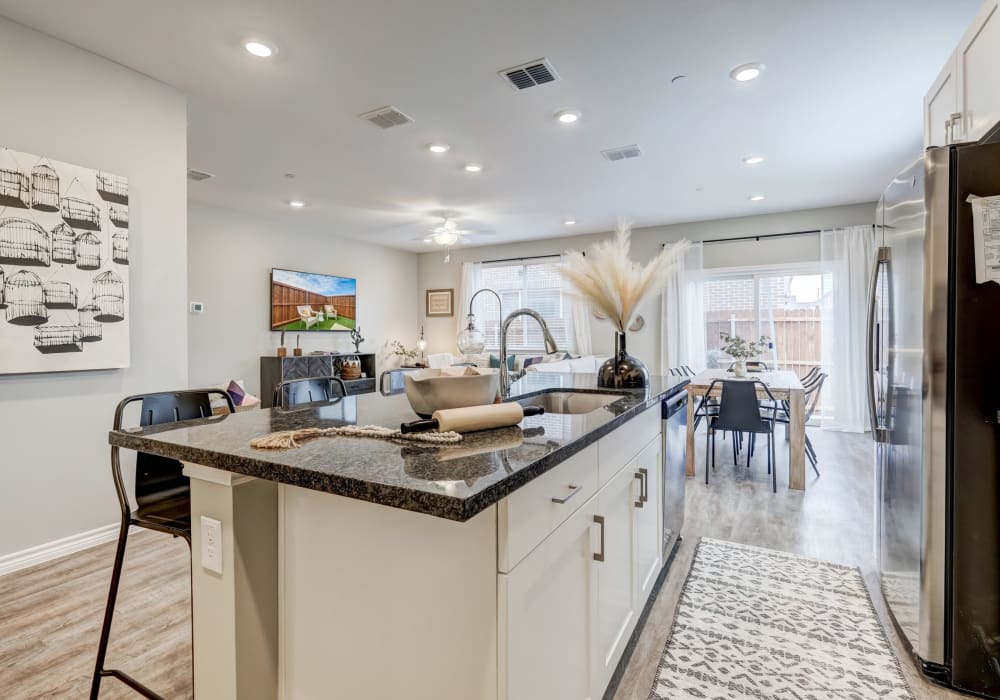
(401, 403, 544, 434)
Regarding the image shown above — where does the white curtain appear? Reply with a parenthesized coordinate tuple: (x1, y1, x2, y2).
(660, 242, 705, 374)
(820, 225, 875, 432)
(561, 254, 593, 355)
(456, 261, 478, 353)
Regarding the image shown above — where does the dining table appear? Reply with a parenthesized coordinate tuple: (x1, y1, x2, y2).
(684, 369, 808, 490)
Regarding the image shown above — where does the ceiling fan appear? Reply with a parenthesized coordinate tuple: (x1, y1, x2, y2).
(413, 217, 495, 262)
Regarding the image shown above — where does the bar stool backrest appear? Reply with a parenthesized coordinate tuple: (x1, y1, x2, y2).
(112, 390, 234, 513)
(275, 376, 347, 408)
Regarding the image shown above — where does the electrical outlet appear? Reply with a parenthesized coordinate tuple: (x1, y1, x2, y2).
(201, 516, 223, 574)
(190, 301, 204, 313)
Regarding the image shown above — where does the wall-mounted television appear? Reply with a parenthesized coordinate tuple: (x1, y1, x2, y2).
(270, 268, 357, 332)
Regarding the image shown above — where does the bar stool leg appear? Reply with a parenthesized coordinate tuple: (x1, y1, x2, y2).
(91, 519, 130, 700)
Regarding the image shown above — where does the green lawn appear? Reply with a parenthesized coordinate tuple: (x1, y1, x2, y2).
(275, 317, 355, 332)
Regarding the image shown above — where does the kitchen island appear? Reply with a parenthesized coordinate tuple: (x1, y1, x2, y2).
(110, 373, 687, 700)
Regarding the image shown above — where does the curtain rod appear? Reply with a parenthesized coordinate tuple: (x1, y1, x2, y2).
(664, 224, 875, 247)
(480, 252, 581, 265)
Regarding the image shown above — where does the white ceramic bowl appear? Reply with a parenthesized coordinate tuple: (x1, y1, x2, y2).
(403, 368, 500, 418)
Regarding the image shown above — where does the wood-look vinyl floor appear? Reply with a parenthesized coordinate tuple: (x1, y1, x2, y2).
(0, 528, 192, 699)
(613, 426, 966, 700)
(0, 427, 967, 700)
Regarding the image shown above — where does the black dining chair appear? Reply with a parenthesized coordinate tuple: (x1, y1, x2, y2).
(91, 389, 235, 700)
(274, 376, 348, 408)
(704, 379, 780, 492)
(775, 372, 827, 477)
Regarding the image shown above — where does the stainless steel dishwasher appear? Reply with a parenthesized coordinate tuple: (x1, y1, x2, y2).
(661, 390, 687, 559)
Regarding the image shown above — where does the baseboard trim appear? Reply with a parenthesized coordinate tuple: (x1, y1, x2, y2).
(0, 523, 118, 577)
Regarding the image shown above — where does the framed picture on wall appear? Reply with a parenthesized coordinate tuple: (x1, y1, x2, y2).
(425, 288, 454, 317)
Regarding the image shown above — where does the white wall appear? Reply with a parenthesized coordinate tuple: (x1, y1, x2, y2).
(418, 202, 875, 368)
(187, 202, 419, 397)
(0, 18, 188, 558)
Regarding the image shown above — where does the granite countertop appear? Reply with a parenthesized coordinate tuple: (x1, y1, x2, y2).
(109, 373, 688, 521)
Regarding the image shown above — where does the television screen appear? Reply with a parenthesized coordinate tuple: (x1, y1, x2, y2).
(270, 268, 357, 332)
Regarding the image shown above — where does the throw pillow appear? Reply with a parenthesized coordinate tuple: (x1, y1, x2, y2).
(226, 379, 246, 407)
(489, 354, 516, 371)
(522, 356, 545, 368)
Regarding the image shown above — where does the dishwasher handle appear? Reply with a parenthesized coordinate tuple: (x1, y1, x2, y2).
(662, 390, 688, 420)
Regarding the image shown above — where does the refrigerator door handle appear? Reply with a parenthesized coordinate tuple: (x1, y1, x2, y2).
(866, 246, 891, 442)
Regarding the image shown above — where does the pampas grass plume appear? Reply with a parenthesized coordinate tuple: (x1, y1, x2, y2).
(561, 221, 690, 332)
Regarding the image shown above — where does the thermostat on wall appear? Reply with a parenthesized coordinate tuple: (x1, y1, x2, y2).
(190, 301, 205, 314)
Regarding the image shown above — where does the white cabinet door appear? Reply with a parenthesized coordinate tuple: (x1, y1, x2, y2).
(591, 463, 637, 695)
(957, 0, 1000, 142)
(500, 494, 599, 700)
(634, 436, 663, 604)
(925, 58, 959, 147)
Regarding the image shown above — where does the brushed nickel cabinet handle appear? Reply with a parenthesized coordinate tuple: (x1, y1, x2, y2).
(593, 515, 605, 562)
(551, 484, 582, 504)
(634, 468, 648, 508)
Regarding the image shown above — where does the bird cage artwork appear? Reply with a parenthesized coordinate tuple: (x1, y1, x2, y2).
(51, 223, 77, 264)
(0, 218, 51, 266)
(96, 172, 128, 204)
(92, 270, 125, 322)
(5, 270, 47, 325)
(75, 231, 101, 270)
(42, 280, 78, 309)
(112, 229, 128, 265)
(60, 196, 101, 230)
(78, 303, 102, 342)
(0, 146, 130, 374)
(30, 164, 60, 212)
(33, 324, 83, 354)
(0, 153, 29, 209)
(109, 203, 128, 228)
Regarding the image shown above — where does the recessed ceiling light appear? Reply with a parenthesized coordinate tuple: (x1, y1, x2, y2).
(730, 63, 764, 82)
(287, 199, 307, 208)
(555, 109, 581, 124)
(741, 154, 765, 166)
(748, 194, 765, 202)
(427, 143, 450, 154)
(564, 219, 577, 226)
(464, 163, 483, 173)
(244, 40, 275, 58)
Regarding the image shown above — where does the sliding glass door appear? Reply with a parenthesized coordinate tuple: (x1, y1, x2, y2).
(703, 266, 823, 377)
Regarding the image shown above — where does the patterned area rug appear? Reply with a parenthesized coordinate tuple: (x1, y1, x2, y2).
(649, 538, 914, 699)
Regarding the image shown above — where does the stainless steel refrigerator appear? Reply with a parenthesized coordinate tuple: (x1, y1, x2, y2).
(871, 134, 1000, 698)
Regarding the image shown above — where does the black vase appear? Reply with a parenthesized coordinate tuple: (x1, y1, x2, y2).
(597, 331, 649, 389)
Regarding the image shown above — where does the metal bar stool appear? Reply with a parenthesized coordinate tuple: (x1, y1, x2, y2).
(91, 389, 234, 700)
(273, 376, 348, 408)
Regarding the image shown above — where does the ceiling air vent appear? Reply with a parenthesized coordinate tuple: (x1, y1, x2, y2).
(499, 58, 559, 91)
(601, 145, 643, 162)
(358, 105, 414, 129)
(187, 168, 214, 181)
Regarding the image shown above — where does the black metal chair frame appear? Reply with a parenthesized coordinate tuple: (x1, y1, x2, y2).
(775, 372, 827, 477)
(704, 379, 780, 492)
(91, 389, 234, 700)
(273, 375, 348, 409)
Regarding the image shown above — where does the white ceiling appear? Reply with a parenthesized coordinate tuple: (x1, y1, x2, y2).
(0, 0, 980, 251)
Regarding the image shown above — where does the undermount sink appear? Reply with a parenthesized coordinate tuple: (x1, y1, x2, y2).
(515, 391, 626, 415)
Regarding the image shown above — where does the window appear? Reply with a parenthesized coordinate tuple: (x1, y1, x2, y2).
(703, 266, 824, 377)
(474, 257, 571, 352)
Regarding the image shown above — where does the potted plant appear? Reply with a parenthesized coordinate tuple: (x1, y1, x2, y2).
(720, 333, 770, 377)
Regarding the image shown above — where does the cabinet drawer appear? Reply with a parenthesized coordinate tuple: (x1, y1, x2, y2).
(498, 443, 599, 573)
(597, 404, 660, 486)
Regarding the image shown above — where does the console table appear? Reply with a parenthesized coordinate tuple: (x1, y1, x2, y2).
(260, 353, 376, 407)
